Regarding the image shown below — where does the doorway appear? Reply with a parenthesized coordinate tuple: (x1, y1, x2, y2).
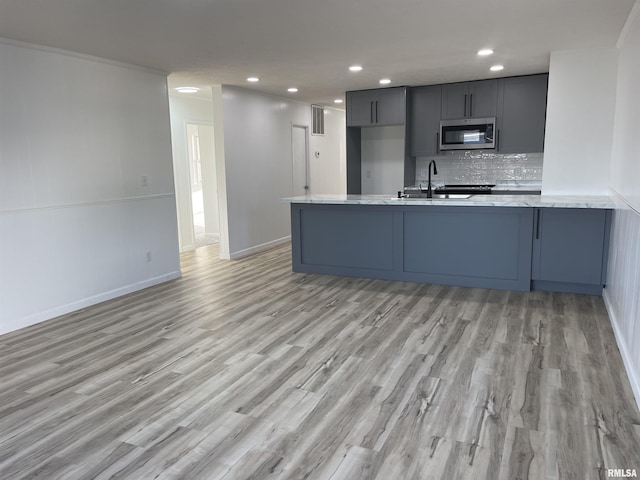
(292, 124, 310, 196)
(186, 123, 219, 248)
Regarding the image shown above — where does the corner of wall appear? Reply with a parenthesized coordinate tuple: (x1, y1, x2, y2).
(212, 85, 231, 260)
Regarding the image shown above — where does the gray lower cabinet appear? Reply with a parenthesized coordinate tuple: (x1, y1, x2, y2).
(441, 79, 498, 119)
(531, 208, 611, 294)
(496, 74, 548, 153)
(291, 204, 533, 291)
(292, 204, 612, 295)
(410, 85, 442, 156)
(402, 207, 533, 291)
(296, 207, 395, 271)
(346, 87, 406, 127)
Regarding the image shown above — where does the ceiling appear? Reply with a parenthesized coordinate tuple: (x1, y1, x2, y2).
(0, 0, 635, 106)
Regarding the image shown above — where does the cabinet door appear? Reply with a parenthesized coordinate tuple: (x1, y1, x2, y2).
(532, 208, 606, 285)
(410, 85, 442, 156)
(468, 79, 498, 117)
(347, 88, 406, 126)
(441, 82, 469, 119)
(497, 74, 548, 153)
(347, 90, 375, 126)
(375, 87, 406, 125)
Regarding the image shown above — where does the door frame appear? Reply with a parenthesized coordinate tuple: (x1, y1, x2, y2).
(291, 123, 310, 195)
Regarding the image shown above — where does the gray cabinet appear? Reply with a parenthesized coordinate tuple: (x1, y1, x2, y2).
(441, 80, 498, 119)
(497, 74, 548, 153)
(403, 206, 533, 291)
(410, 85, 442, 156)
(291, 203, 534, 291)
(295, 206, 395, 271)
(292, 203, 612, 295)
(346, 87, 406, 127)
(531, 208, 611, 294)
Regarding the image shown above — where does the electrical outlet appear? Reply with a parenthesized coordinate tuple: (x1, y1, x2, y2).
(366, 170, 372, 179)
(146, 250, 152, 262)
(420, 169, 428, 178)
(141, 175, 149, 187)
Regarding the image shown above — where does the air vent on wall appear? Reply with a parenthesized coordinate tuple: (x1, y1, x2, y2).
(311, 105, 324, 135)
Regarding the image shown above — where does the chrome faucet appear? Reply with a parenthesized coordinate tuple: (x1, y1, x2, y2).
(427, 160, 438, 198)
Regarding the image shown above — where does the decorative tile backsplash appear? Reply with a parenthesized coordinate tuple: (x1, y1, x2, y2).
(415, 152, 543, 185)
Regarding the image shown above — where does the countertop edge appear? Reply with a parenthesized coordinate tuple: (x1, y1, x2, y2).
(282, 194, 615, 209)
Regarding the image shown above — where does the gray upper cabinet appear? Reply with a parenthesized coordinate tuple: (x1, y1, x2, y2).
(441, 79, 498, 119)
(346, 87, 406, 127)
(496, 74, 548, 153)
(410, 85, 442, 156)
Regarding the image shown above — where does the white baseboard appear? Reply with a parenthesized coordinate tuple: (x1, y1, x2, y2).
(603, 289, 640, 412)
(229, 236, 291, 260)
(0, 271, 181, 336)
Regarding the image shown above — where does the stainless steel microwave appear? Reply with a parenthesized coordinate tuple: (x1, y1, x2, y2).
(439, 117, 496, 151)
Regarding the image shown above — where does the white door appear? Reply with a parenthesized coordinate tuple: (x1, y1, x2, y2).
(292, 125, 309, 196)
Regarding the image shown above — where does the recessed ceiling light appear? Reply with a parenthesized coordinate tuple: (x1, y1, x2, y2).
(379, 79, 391, 85)
(490, 65, 504, 72)
(334, 99, 344, 104)
(247, 77, 260, 82)
(175, 87, 200, 93)
(349, 65, 363, 72)
(287, 87, 298, 93)
(477, 49, 494, 56)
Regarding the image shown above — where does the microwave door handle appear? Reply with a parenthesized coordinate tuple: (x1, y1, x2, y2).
(464, 94, 468, 117)
(469, 94, 473, 117)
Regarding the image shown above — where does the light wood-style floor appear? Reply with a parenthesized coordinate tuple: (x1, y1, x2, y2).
(1, 243, 639, 479)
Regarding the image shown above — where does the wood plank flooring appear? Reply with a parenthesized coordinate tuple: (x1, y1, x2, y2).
(1, 243, 639, 479)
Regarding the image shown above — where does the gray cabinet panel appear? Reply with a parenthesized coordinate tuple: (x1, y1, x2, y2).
(403, 207, 532, 286)
(441, 83, 469, 119)
(346, 87, 405, 127)
(291, 204, 534, 291)
(532, 208, 606, 285)
(298, 207, 394, 270)
(346, 127, 362, 194)
(410, 85, 442, 156)
(469, 80, 498, 117)
(347, 90, 376, 126)
(497, 74, 548, 153)
(376, 88, 406, 125)
(441, 80, 497, 119)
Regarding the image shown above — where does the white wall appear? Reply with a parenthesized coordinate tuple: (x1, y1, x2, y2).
(541, 48, 618, 195)
(218, 86, 345, 258)
(0, 39, 180, 335)
(603, 0, 640, 410)
(212, 85, 231, 259)
(309, 107, 347, 195)
(610, 4, 640, 213)
(168, 91, 217, 251)
(361, 126, 405, 194)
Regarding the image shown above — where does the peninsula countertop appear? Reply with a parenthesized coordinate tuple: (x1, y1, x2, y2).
(282, 194, 615, 209)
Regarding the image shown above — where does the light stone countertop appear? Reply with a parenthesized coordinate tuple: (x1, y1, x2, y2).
(283, 194, 615, 209)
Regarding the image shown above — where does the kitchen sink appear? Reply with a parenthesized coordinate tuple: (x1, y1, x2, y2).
(430, 193, 472, 199)
(400, 193, 472, 199)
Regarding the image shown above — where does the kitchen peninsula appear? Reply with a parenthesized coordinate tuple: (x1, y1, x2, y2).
(285, 194, 614, 295)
